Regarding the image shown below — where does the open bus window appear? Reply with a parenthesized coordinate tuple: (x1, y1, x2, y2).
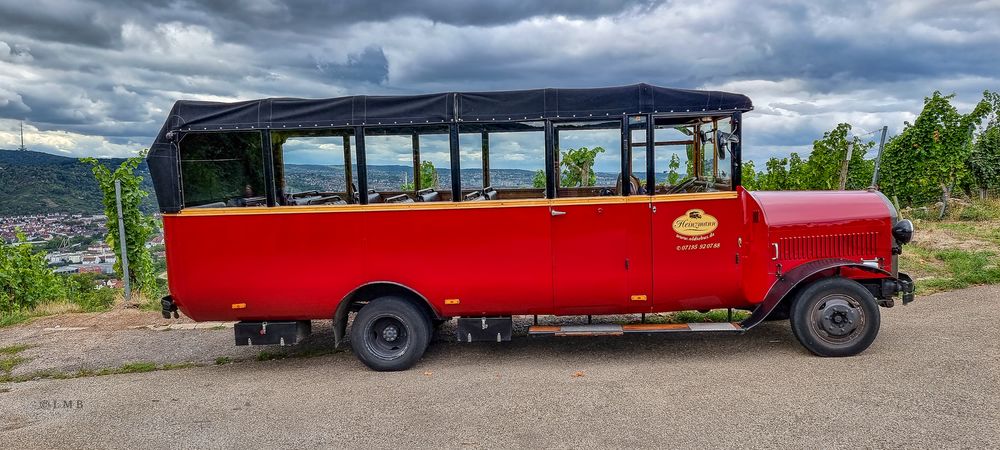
(650, 115, 734, 194)
(365, 125, 451, 203)
(652, 123, 695, 194)
(553, 120, 622, 198)
(179, 132, 265, 208)
(695, 117, 732, 191)
(272, 130, 357, 206)
(459, 122, 545, 200)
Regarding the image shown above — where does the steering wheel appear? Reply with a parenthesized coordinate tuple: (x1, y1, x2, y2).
(666, 177, 696, 194)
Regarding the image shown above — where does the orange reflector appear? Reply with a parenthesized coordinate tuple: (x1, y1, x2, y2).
(444, 299, 460, 305)
(231, 303, 246, 309)
(630, 294, 648, 301)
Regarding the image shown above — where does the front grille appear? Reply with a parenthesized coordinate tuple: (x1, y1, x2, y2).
(778, 232, 879, 260)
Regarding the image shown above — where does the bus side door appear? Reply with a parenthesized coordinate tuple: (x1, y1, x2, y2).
(650, 194, 745, 312)
(550, 199, 634, 315)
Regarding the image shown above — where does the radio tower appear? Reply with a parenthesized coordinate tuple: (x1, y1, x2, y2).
(17, 121, 27, 151)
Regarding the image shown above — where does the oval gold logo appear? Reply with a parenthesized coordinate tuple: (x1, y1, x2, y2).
(672, 209, 718, 237)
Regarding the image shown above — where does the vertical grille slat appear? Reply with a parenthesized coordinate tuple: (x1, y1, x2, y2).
(778, 232, 878, 260)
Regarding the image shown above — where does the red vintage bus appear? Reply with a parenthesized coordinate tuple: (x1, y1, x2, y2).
(148, 84, 915, 371)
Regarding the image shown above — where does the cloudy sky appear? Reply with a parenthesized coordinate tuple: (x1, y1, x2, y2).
(0, 0, 997, 168)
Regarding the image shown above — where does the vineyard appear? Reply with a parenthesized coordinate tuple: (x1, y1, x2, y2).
(743, 91, 1000, 216)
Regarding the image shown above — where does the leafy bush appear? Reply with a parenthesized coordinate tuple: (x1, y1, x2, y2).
(955, 199, 1000, 221)
(64, 273, 116, 312)
(0, 231, 66, 314)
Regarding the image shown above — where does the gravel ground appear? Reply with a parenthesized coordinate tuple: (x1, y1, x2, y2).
(1, 285, 998, 449)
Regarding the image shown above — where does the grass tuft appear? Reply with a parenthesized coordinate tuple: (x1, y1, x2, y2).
(256, 350, 287, 362)
(118, 362, 158, 373)
(214, 356, 232, 365)
(642, 309, 749, 324)
(0, 360, 201, 383)
(0, 344, 31, 355)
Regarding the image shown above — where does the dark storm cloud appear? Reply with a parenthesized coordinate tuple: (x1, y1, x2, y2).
(0, 0, 997, 158)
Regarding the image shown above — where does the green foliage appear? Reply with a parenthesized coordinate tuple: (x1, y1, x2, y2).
(400, 161, 438, 191)
(741, 160, 759, 190)
(666, 154, 681, 186)
(880, 92, 990, 205)
(82, 154, 158, 296)
(802, 123, 875, 190)
(918, 250, 1000, 292)
(527, 147, 606, 188)
(64, 273, 116, 312)
(532, 169, 546, 188)
(560, 146, 605, 187)
(0, 231, 65, 314)
(747, 123, 875, 192)
(755, 156, 791, 191)
(969, 91, 1000, 194)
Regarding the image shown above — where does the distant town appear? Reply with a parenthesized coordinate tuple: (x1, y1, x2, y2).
(1, 212, 165, 287)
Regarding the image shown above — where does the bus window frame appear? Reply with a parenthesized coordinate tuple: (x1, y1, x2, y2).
(175, 129, 270, 208)
(545, 118, 628, 199)
(171, 111, 743, 210)
(457, 121, 547, 201)
(269, 127, 358, 207)
(647, 112, 743, 194)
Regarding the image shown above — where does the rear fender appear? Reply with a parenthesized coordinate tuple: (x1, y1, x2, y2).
(740, 258, 891, 330)
(332, 281, 441, 349)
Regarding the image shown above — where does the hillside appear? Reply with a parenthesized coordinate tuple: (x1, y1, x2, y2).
(0, 150, 156, 216)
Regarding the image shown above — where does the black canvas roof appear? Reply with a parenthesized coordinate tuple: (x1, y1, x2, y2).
(147, 83, 752, 212)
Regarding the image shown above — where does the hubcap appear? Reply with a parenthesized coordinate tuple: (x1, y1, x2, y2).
(382, 325, 399, 342)
(808, 294, 866, 346)
(819, 299, 860, 336)
(365, 316, 410, 360)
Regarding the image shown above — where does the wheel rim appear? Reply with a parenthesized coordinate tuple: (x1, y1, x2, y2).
(808, 293, 866, 347)
(364, 315, 410, 360)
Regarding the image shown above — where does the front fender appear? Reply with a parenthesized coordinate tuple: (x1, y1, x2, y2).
(740, 258, 892, 330)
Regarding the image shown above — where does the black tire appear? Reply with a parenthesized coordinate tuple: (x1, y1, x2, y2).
(350, 296, 431, 371)
(789, 277, 881, 357)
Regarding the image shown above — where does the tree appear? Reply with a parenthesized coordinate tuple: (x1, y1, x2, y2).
(0, 230, 65, 313)
(969, 91, 1000, 198)
(666, 154, 681, 186)
(741, 160, 759, 190)
(82, 154, 157, 296)
(532, 169, 546, 188)
(560, 146, 605, 187)
(401, 161, 438, 191)
(880, 92, 990, 207)
(785, 123, 876, 191)
(757, 156, 790, 191)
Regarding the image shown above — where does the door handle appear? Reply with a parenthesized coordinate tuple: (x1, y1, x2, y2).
(551, 209, 567, 217)
(772, 243, 779, 260)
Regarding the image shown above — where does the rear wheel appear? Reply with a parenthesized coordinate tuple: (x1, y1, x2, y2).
(350, 296, 431, 371)
(790, 278, 880, 357)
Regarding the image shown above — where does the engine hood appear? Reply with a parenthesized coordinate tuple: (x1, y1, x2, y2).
(749, 190, 895, 227)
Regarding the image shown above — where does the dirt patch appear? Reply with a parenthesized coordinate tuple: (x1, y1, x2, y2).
(910, 222, 999, 253)
(23, 308, 195, 331)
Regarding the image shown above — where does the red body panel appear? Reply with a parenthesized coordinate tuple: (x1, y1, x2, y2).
(164, 189, 897, 322)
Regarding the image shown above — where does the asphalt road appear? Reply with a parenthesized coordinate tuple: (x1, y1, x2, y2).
(2, 285, 998, 449)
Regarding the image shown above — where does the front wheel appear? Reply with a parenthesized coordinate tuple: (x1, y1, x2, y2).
(790, 278, 881, 357)
(350, 296, 431, 371)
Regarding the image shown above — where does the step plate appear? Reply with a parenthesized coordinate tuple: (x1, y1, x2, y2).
(528, 322, 742, 336)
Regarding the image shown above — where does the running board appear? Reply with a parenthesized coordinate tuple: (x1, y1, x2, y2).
(528, 322, 743, 336)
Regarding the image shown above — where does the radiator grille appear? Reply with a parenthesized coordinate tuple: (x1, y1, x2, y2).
(778, 232, 879, 260)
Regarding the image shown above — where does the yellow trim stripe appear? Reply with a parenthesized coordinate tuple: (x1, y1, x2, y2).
(651, 191, 737, 203)
(170, 191, 737, 217)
